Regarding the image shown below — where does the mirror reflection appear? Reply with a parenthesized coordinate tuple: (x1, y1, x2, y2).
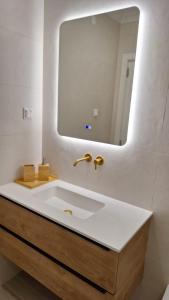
(58, 7, 140, 145)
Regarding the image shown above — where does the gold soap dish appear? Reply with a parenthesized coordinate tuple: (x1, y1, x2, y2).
(15, 174, 57, 189)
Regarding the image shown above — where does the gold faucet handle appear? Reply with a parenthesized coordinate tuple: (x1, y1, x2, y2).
(94, 156, 104, 170)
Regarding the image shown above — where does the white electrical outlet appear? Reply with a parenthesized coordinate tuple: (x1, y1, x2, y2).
(22, 108, 32, 120)
(93, 108, 99, 117)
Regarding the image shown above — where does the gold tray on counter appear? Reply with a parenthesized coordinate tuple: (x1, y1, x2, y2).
(15, 175, 57, 189)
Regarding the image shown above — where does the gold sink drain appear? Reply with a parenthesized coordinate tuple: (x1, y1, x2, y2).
(64, 209, 73, 216)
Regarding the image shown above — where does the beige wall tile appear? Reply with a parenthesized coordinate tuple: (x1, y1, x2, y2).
(0, 0, 44, 285)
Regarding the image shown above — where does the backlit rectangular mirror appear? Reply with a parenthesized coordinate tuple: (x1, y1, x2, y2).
(58, 7, 140, 146)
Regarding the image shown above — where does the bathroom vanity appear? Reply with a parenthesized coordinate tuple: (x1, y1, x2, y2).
(0, 181, 152, 300)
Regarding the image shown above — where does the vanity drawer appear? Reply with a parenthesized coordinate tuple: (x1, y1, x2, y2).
(0, 197, 118, 294)
(0, 228, 115, 300)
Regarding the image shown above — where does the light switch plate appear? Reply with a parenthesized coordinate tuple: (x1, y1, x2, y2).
(22, 107, 32, 120)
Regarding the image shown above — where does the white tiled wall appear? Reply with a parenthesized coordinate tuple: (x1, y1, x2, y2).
(43, 0, 169, 299)
(0, 0, 44, 284)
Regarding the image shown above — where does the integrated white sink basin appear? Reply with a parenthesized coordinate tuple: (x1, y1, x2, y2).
(34, 186, 105, 220)
(0, 180, 153, 252)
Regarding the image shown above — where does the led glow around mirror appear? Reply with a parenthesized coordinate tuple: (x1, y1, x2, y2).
(58, 7, 140, 146)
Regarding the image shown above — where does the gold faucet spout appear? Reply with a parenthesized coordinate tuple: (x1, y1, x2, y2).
(73, 153, 92, 167)
(73, 157, 88, 167)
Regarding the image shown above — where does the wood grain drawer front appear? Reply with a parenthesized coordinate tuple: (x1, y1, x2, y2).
(0, 197, 118, 294)
(0, 228, 115, 300)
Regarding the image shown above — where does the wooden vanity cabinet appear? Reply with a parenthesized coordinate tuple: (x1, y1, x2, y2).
(0, 196, 151, 300)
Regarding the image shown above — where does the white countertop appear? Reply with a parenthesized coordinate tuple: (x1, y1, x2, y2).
(0, 180, 153, 252)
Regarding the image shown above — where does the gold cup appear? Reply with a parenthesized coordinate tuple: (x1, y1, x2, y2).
(38, 164, 50, 181)
(23, 164, 35, 182)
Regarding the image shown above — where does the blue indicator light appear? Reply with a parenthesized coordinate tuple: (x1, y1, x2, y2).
(84, 124, 92, 130)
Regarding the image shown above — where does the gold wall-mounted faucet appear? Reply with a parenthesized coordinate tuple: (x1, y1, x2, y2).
(73, 153, 92, 167)
(94, 156, 104, 170)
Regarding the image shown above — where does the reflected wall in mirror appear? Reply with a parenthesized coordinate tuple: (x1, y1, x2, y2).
(58, 7, 140, 146)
